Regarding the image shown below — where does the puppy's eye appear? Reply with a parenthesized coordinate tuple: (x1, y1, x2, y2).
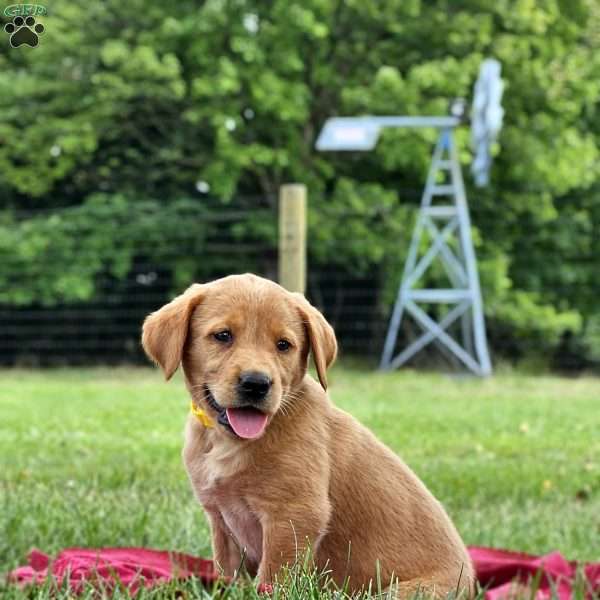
(214, 330, 233, 343)
(276, 339, 291, 352)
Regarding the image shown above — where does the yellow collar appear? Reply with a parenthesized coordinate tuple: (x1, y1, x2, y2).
(190, 400, 215, 428)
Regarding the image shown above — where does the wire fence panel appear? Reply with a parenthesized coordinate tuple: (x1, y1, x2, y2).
(0, 199, 278, 366)
(1, 195, 599, 372)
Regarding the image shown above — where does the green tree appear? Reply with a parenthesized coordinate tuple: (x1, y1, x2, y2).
(1, 0, 599, 362)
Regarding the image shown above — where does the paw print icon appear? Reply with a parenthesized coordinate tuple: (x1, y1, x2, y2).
(4, 16, 45, 48)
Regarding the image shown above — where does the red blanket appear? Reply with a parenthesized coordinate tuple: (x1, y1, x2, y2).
(7, 546, 600, 598)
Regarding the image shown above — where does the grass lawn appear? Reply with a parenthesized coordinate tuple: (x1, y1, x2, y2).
(0, 366, 599, 598)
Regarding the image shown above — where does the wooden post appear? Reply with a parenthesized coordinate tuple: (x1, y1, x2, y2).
(278, 184, 307, 294)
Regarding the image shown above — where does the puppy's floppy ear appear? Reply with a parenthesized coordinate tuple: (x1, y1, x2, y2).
(141, 283, 205, 380)
(292, 293, 337, 390)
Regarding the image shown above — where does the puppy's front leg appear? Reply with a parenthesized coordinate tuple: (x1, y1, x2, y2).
(257, 508, 329, 584)
(206, 510, 242, 577)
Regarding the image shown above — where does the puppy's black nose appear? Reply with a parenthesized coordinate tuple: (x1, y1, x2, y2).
(238, 371, 272, 403)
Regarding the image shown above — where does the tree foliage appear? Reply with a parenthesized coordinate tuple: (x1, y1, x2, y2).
(1, 0, 599, 361)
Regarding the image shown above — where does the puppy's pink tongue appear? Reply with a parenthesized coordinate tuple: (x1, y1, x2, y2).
(226, 407, 268, 439)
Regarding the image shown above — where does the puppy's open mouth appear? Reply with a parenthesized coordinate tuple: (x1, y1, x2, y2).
(203, 385, 268, 440)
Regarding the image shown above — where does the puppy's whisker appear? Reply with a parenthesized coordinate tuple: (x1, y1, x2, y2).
(188, 383, 206, 390)
(278, 393, 299, 419)
(277, 401, 290, 418)
(283, 391, 303, 404)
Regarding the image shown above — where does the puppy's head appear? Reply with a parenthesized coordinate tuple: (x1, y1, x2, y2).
(141, 274, 337, 441)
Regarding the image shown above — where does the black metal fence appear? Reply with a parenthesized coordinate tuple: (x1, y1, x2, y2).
(0, 195, 400, 366)
(1, 196, 599, 372)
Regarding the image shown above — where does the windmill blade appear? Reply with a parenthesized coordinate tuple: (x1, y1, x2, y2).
(471, 59, 504, 187)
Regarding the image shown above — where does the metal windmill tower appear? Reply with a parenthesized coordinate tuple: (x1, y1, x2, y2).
(316, 59, 504, 376)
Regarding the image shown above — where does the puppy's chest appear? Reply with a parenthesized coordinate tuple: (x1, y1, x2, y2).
(187, 430, 249, 491)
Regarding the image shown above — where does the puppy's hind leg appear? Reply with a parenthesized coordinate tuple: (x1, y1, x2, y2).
(257, 508, 330, 585)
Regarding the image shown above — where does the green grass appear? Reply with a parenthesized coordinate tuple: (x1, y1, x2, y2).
(1, 366, 599, 598)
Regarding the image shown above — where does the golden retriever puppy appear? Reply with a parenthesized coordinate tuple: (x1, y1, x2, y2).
(142, 274, 474, 598)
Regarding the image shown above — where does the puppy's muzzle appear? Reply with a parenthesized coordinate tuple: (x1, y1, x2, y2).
(237, 371, 272, 405)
